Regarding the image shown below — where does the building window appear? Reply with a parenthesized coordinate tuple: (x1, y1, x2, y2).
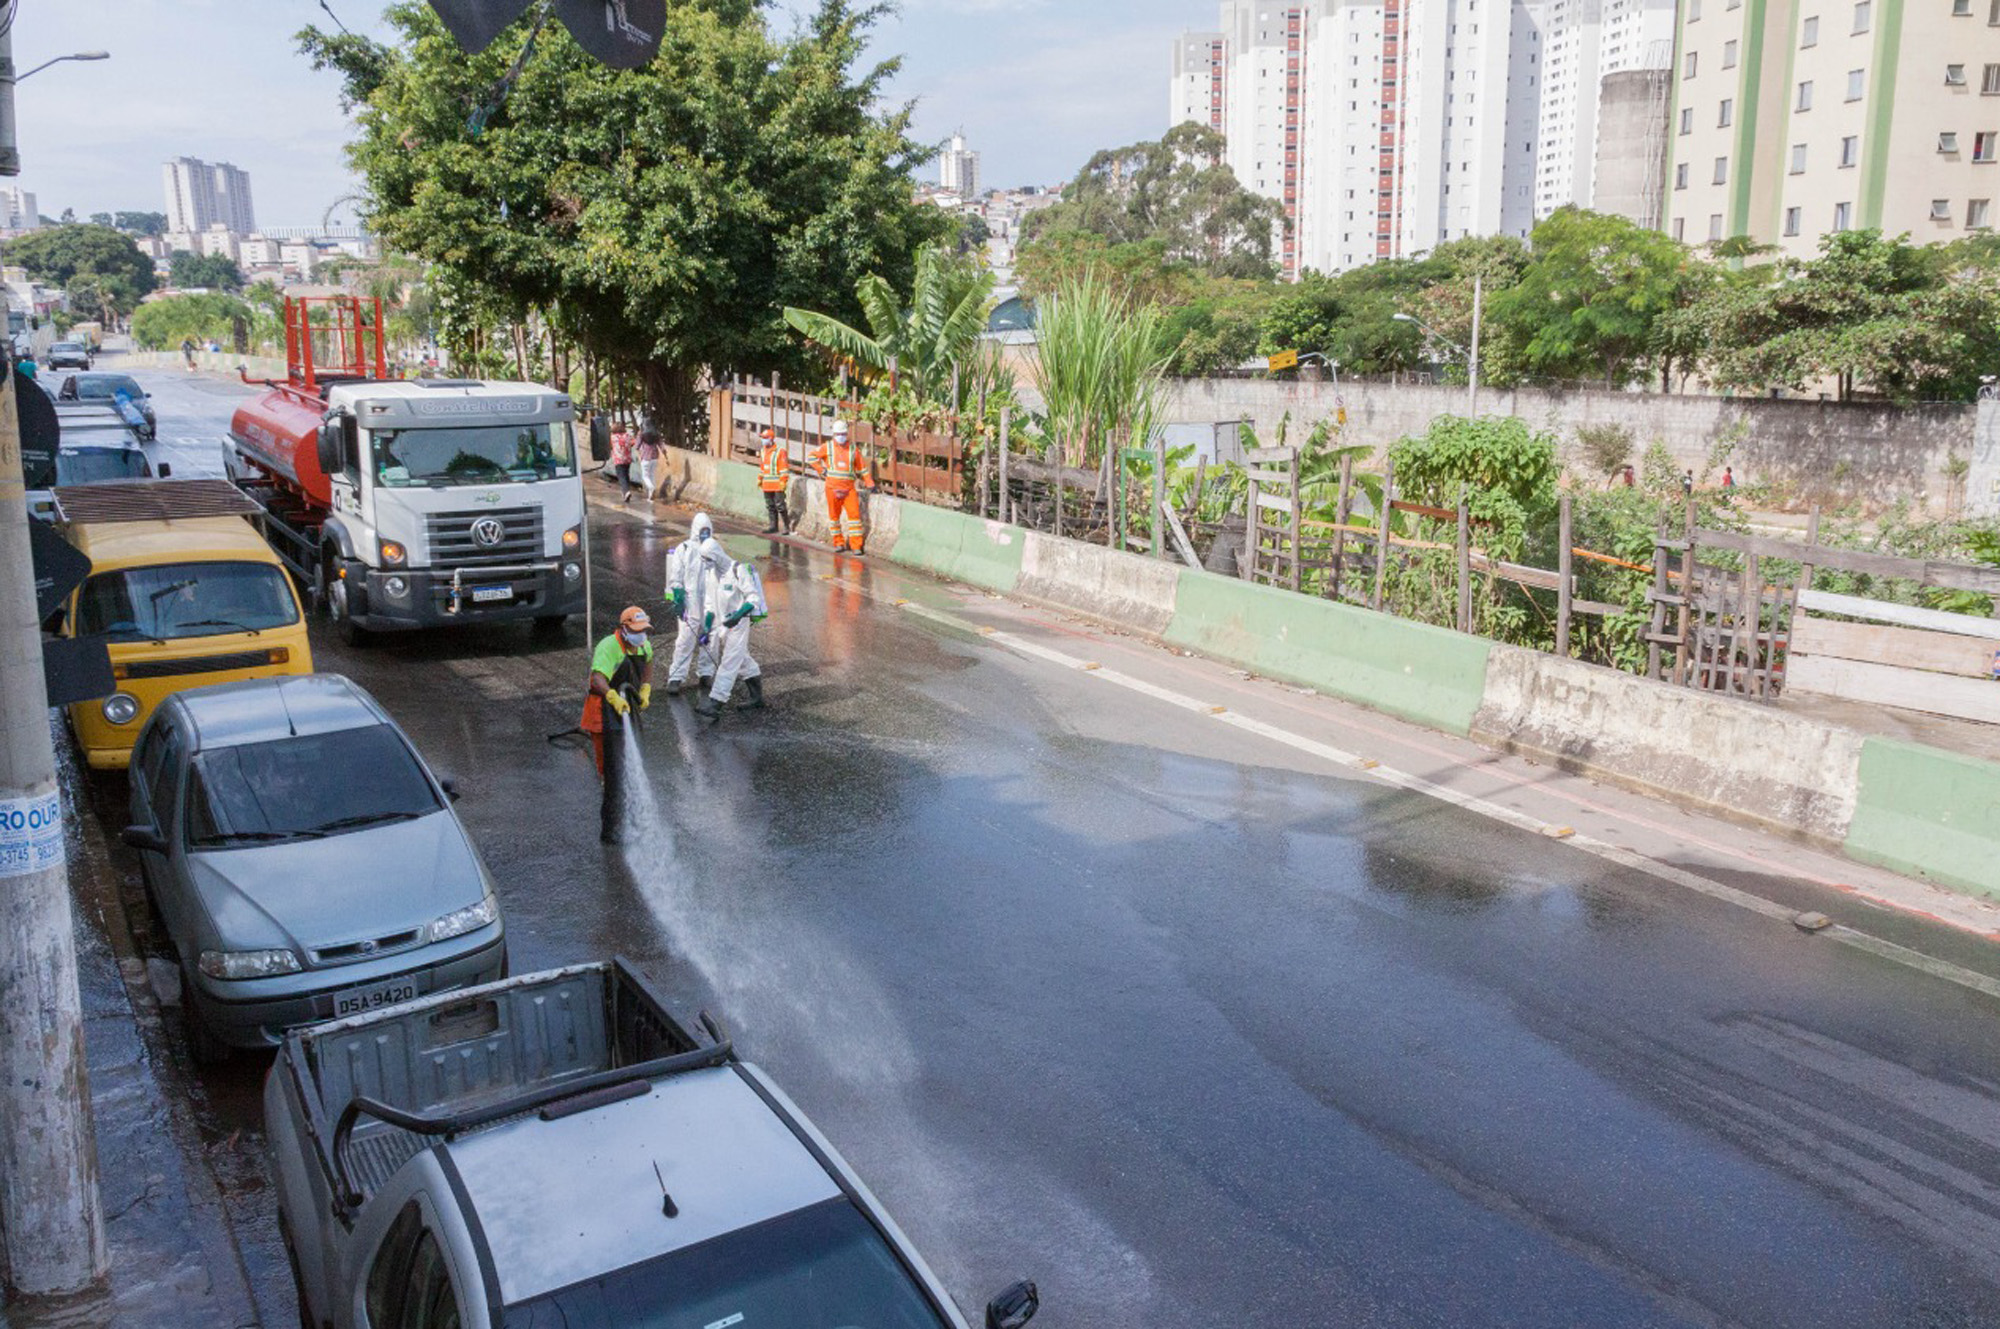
(1932, 198, 1954, 220)
(1723, 39, 1739, 68)
(1949, 64, 1968, 86)
(1942, 131, 1961, 152)
(1713, 156, 1730, 183)
(1673, 217, 1686, 240)
(1979, 130, 2000, 160)
(1689, 0, 1702, 16)
(1791, 142, 1809, 172)
(1833, 201, 1853, 230)
(1957, 0, 1973, 13)
(1840, 134, 1860, 166)
(1797, 80, 1814, 110)
(1675, 161, 1690, 188)
(1802, 15, 1820, 44)
(1784, 206, 1803, 235)
(1985, 63, 2000, 92)
(1847, 69, 1866, 100)
(1719, 97, 1734, 126)
(1990, 0, 2000, 23)
(1685, 50, 1699, 78)
(1681, 106, 1695, 134)
(1709, 213, 1725, 240)
(1972, 198, 1993, 226)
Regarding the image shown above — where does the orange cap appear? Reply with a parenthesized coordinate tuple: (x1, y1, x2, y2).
(618, 606, 652, 632)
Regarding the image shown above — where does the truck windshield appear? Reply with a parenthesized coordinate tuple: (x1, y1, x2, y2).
(56, 447, 148, 485)
(75, 561, 299, 643)
(373, 424, 575, 487)
(185, 725, 441, 846)
(503, 1199, 951, 1329)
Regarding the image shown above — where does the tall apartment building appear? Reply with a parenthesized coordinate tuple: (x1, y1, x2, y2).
(1666, 0, 2000, 255)
(1534, 0, 1674, 217)
(1171, 29, 1230, 132)
(0, 186, 38, 232)
(939, 133, 981, 200)
(162, 156, 256, 238)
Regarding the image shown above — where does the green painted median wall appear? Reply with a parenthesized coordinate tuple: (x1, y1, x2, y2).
(1164, 570, 1493, 737)
(889, 503, 1027, 593)
(712, 458, 767, 520)
(1844, 739, 2000, 900)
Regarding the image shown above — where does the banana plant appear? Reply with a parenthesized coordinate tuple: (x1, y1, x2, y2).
(782, 245, 996, 404)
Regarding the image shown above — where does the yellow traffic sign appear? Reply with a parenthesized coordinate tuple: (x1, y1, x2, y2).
(1267, 349, 1299, 373)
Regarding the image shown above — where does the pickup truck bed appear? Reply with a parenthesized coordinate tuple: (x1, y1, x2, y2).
(282, 959, 706, 1211)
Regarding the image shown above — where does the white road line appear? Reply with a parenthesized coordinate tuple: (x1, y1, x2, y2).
(888, 596, 2000, 1005)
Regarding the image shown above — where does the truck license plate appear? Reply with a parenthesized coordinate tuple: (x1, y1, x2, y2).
(470, 584, 512, 604)
(334, 978, 419, 1019)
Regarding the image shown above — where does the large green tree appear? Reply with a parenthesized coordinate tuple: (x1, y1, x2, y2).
(300, 0, 948, 443)
(1485, 208, 1688, 388)
(1020, 123, 1285, 280)
(4, 223, 155, 316)
(168, 250, 246, 291)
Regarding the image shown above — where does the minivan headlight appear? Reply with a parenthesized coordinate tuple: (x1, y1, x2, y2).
(429, 895, 498, 942)
(101, 692, 140, 725)
(199, 948, 302, 979)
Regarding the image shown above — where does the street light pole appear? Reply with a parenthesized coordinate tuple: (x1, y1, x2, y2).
(0, 23, 110, 1298)
(0, 46, 111, 176)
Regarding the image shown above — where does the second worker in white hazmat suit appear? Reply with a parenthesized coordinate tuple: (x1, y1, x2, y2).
(692, 560, 769, 720)
(663, 512, 729, 693)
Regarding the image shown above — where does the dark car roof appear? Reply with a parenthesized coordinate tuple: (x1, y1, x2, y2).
(71, 372, 142, 391)
(175, 675, 390, 752)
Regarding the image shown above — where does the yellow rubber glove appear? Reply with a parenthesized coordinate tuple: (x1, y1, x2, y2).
(638, 683, 652, 711)
(604, 689, 630, 717)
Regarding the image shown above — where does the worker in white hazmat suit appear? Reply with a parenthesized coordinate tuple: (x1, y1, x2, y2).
(693, 560, 769, 719)
(663, 512, 729, 693)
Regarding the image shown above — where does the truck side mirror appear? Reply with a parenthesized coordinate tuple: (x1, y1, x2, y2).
(157, 462, 172, 478)
(317, 421, 342, 476)
(985, 1281, 1038, 1329)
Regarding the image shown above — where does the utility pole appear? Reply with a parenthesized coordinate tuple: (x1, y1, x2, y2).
(0, 329, 108, 1294)
(1468, 272, 1483, 417)
(0, 23, 17, 175)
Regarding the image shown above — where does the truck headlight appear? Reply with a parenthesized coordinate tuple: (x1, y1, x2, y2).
(382, 575, 410, 600)
(562, 525, 581, 551)
(429, 895, 498, 942)
(199, 948, 302, 980)
(101, 692, 140, 725)
(562, 561, 582, 583)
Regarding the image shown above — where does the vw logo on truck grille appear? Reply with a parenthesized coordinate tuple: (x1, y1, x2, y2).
(470, 517, 507, 547)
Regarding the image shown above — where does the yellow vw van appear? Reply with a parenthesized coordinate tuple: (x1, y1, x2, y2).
(54, 482, 314, 769)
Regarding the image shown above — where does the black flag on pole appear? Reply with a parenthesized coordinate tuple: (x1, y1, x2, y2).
(425, 0, 537, 54)
(428, 0, 663, 67)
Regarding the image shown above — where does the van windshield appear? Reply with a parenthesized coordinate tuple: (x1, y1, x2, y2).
(75, 561, 299, 642)
(503, 1199, 950, 1329)
(372, 423, 575, 487)
(185, 725, 440, 846)
(56, 447, 149, 485)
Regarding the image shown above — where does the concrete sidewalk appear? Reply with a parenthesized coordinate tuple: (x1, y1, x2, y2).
(0, 731, 260, 1329)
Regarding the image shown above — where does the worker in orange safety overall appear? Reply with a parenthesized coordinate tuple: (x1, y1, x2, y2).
(757, 428, 792, 534)
(808, 420, 874, 554)
(581, 605, 654, 844)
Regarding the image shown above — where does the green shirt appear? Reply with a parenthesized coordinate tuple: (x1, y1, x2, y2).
(590, 632, 653, 685)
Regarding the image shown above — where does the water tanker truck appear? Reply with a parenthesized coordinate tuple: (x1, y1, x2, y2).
(228, 296, 590, 644)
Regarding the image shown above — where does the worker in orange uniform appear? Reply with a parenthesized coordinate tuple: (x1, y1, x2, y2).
(808, 420, 874, 554)
(581, 605, 654, 844)
(757, 428, 792, 534)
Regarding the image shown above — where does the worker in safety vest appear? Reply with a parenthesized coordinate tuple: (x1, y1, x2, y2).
(693, 560, 770, 720)
(664, 513, 728, 693)
(757, 428, 792, 534)
(582, 606, 654, 844)
(808, 420, 874, 554)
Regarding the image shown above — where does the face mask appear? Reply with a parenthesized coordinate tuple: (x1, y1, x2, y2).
(620, 629, 647, 649)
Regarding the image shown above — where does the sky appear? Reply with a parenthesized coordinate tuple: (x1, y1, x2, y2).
(14, 0, 1220, 227)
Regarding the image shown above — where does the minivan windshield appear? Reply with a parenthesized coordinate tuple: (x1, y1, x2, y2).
(504, 1199, 950, 1329)
(372, 423, 575, 487)
(75, 561, 299, 642)
(56, 447, 149, 486)
(185, 724, 440, 847)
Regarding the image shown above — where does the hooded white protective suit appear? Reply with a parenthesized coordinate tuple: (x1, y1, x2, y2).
(706, 560, 768, 703)
(664, 512, 732, 684)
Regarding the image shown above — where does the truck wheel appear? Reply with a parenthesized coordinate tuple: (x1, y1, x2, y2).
(321, 557, 372, 648)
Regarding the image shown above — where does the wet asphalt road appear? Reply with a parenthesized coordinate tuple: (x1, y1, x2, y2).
(79, 359, 2000, 1327)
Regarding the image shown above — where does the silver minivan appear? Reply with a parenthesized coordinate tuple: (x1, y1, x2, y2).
(123, 673, 505, 1061)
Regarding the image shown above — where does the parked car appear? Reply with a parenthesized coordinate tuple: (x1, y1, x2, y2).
(58, 371, 156, 439)
(46, 340, 91, 370)
(52, 481, 313, 769)
(267, 960, 1038, 1329)
(26, 428, 163, 521)
(122, 673, 505, 1060)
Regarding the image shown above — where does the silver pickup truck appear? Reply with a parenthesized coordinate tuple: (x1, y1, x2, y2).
(266, 958, 1039, 1329)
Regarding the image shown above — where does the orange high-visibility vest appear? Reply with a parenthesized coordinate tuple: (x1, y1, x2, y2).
(759, 444, 789, 492)
(811, 441, 867, 484)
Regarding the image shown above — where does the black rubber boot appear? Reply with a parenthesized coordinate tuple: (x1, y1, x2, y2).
(693, 692, 723, 721)
(762, 492, 781, 534)
(779, 498, 793, 532)
(741, 677, 766, 710)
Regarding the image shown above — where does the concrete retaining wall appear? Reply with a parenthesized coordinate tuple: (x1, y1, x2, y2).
(1473, 647, 1866, 843)
(649, 444, 1999, 900)
(123, 348, 287, 379)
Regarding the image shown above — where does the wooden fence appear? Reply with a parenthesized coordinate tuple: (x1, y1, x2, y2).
(721, 377, 965, 507)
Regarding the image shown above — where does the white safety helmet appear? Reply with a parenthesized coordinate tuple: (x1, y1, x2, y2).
(831, 420, 849, 441)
